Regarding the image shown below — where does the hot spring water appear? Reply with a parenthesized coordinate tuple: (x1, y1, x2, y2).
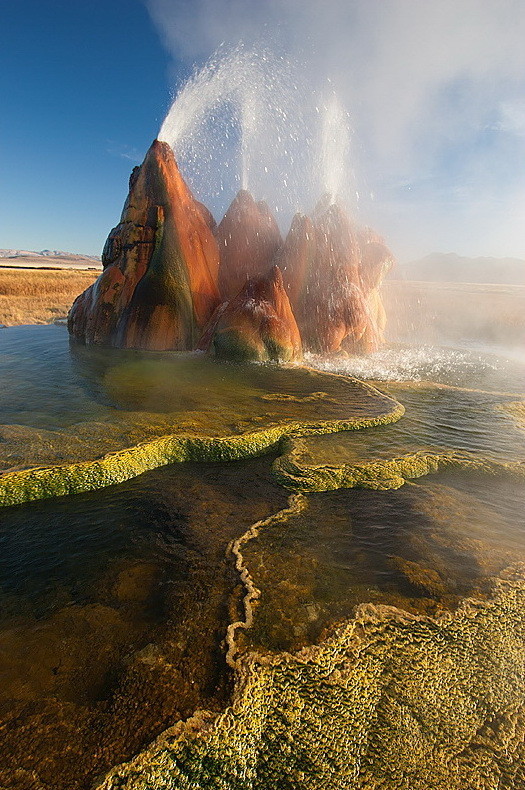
(1, 319, 524, 788)
(1, 46, 525, 790)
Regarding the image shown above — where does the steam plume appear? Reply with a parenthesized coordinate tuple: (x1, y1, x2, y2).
(147, 0, 525, 260)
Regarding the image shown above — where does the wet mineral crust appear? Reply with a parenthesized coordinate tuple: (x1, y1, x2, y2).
(277, 201, 393, 354)
(216, 189, 283, 301)
(68, 140, 221, 350)
(96, 564, 525, 790)
(199, 265, 302, 362)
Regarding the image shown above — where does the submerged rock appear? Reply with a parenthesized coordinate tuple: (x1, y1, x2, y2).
(216, 190, 283, 301)
(199, 265, 302, 362)
(68, 140, 221, 350)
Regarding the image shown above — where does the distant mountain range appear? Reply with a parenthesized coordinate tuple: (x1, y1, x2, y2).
(395, 253, 525, 285)
(0, 249, 100, 261)
(1, 249, 523, 284)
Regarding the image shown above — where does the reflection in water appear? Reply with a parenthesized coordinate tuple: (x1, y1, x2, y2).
(0, 457, 288, 790)
(0, 323, 524, 788)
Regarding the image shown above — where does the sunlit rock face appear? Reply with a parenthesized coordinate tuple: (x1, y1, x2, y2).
(216, 190, 283, 301)
(355, 228, 395, 353)
(68, 140, 221, 350)
(277, 202, 394, 354)
(278, 203, 365, 353)
(68, 148, 393, 358)
(199, 265, 301, 362)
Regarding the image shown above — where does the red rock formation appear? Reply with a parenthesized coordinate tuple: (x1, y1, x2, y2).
(68, 140, 221, 350)
(277, 203, 369, 353)
(216, 190, 282, 301)
(198, 265, 301, 362)
(355, 228, 395, 352)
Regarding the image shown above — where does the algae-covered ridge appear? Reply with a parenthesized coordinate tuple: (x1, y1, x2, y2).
(273, 383, 525, 493)
(0, 365, 404, 508)
(274, 438, 525, 492)
(4, 338, 525, 789)
(98, 552, 525, 790)
(92, 380, 525, 790)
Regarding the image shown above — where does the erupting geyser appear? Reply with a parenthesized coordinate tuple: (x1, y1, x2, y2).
(68, 45, 395, 360)
(68, 142, 394, 361)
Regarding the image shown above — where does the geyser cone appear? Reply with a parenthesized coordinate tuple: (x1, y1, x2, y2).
(278, 203, 367, 354)
(68, 140, 221, 350)
(356, 228, 395, 353)
(277, 202, 395, 355)
(199, 265, 301, 362)
(216, 190, 282, 301)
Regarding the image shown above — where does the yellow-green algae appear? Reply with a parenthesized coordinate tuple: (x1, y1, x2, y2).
(98, 564, 525, 790)
(499, 400, 525, 433)
(273, 439, 525, 492)
(0, 378, 404, 508)
(271, 385, 525, 492)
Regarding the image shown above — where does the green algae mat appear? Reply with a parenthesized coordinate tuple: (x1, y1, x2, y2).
(2, 325, 525, 790)
(0, 325, 403, 507)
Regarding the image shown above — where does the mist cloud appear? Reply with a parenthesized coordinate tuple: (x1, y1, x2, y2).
(146, 0, 525, 260)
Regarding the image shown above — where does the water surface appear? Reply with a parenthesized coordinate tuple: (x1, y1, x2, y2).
(1, 324, 524, 789)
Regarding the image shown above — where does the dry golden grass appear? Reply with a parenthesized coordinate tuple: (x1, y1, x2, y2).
(0, 268, 99, 326)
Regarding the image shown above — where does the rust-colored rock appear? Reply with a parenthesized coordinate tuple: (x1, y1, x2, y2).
(356, 228, 395, 353)
(278, 202, 370, 353)
(68, 140, 221, 350)
(216, 190, 283, 301)
(199, 265, 301, 362)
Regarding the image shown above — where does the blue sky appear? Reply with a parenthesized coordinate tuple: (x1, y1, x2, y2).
(1, 0, 173, 255)
(2, 0, 524, 261)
